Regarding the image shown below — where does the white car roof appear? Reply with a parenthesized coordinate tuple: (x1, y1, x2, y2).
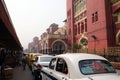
(56, 53, 107, 61)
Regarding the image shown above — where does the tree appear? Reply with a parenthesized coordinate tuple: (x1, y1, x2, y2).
(73, 44, 82, 49)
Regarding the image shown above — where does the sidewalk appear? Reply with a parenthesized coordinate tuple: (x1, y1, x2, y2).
(12, 65, 33, 80)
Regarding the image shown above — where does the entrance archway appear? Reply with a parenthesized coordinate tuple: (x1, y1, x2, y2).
(52, 41, 66, 55)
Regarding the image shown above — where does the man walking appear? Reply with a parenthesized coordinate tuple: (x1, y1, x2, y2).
(22, 55, 26, 70)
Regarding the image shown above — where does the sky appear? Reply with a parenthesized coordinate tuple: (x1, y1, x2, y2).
(4, 0, 66, 49)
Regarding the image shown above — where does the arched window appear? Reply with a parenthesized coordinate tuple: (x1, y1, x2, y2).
(52, 41, 66, 54)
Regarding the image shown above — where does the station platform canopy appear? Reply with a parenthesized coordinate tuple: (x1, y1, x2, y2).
(0, 0, 23, 50)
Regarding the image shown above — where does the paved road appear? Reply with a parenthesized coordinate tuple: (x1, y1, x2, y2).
(12, 68, 120, 80)
(1, 66, 119, 80)
(12, 65, 33, 80)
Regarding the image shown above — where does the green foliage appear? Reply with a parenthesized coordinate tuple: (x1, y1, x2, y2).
(73, 44, 82, 49)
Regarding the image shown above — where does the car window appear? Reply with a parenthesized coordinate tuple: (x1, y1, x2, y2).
(56, 58, 68, 74)
(79, 59, 116, 75)
(40, 57, 52, 62)
(49, 58, 57, 70)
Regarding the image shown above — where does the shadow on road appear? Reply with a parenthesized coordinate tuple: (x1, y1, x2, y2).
(12, 65, 33, 80)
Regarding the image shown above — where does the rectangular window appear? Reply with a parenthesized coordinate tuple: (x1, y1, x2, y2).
(81, 22, 84, 33)
(79, 59, 116, 75)
(78, 23, 80, 34)
(92, 13, 95, 23)
(40, 57, 52, 62)
(92, 11, 98, 23)
(74, 26, 77, 35)
(95, 12, 98, 22)
(85, 19, 87, 32)
(49, 58, 57, 70)
(56, 58, 68, 74)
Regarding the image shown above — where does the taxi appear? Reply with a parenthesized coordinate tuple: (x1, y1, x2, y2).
(26, 53, 42, 71)
(41, 53, 120, 80)
(32, 54, 53, 74)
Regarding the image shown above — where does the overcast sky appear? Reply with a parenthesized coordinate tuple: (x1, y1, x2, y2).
(5, 0, 66, 49)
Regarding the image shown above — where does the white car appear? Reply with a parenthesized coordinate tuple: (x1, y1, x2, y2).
(41, 53, 120, 80)
(32, 54, 53, 73)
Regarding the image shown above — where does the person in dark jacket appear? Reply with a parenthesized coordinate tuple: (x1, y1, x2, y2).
(34, 64, 42, 80)
(22, 56, 26, 70)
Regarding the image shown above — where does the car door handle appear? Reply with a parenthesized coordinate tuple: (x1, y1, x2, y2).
(50, 72, 52, 74)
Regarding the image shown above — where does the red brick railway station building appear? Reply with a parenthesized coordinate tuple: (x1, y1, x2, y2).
(65, 0, 120, 69)
(66, 0, 120, 49)
(28, 0, 120, 56)
(27, 0, 120, 68)
(28, 23, 68, 55)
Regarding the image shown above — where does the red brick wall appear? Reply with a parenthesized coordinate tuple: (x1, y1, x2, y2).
(105, 0, 116, 47)
(66, 0, 74, 48)
(66, 0, 117, 49)
(87, 0, 115, 49)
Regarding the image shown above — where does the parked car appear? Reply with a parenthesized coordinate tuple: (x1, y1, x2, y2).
(41, 53, 120, 80)
(26, 53, 43, 71)
(32, 54, 53, 73)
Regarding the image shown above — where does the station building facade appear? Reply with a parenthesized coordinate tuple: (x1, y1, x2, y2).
(28, 0, 120, 54)
(66, 0, 120, 50)
(28, 23, 68, 55)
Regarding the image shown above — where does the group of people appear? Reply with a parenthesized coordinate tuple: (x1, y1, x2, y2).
(0, 49, 42, 80)
(0, 49, 22, 79)
(21, 54, 42, 80)
(22, 55, 27, 70)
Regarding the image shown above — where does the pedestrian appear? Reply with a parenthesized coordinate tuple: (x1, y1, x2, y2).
(22, 55, 26, 70)
(0, 49, 5, 77)
(0, 59, 3, 76)
(34, 65, 42, 80)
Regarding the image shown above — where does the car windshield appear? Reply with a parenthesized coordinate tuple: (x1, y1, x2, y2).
(79, 59, 116, 75)
(40, 57, 52, 62)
